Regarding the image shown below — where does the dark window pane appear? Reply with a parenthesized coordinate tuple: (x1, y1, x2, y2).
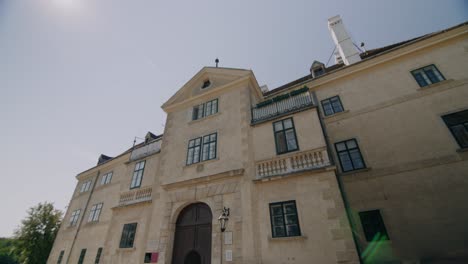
(285, 214, 298, 224)
(275, 132, 287, 153)
(286, 225, 300, 236)
(322, 100, 334, 116)
(330, 97, 343, 113)
(359, 210, 389, 242)
(271, 205, 283, 216)
(285, 130, 298, 150)
(349, 149, 365, 169)
(273, 216, 284, 226)
(413, 72, 428, 87)
(283, 203, 296, 214)
(274, 226, 285, 237)
(424, 69, 438, 84)
(339, 152, 354, 172)
(450, 125, 468, 148)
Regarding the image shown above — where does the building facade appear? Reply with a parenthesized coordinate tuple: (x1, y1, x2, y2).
(48, 18, 468, 264)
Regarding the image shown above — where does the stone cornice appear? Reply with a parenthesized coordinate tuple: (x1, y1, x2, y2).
(161, 168, 244, 190)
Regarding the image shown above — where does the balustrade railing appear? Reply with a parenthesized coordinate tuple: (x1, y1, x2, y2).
(255, 148, 330, 178)
(252, 91, 314, 124)
(118, 186, 153, 206)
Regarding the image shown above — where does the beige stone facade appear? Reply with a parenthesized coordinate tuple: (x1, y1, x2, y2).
(48, 21, 468, 264)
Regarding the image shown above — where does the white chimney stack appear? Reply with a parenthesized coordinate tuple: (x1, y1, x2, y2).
(328, 15, 361, 65)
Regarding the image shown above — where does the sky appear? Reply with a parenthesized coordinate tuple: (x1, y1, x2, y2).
(0, 0, 467, 237)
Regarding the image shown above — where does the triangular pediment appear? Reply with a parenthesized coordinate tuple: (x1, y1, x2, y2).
(162, 67, 257, 111)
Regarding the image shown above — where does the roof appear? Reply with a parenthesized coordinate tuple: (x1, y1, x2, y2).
(265, 20, 468, 97)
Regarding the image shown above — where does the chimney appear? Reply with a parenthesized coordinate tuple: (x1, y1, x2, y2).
(328, 15, 361, 65)
(260, 85, 269, 93)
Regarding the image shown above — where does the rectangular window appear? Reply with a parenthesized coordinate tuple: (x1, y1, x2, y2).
(442, 110, 468, 149)
(186, 137, 202, 165)
(94, 248, 103, 264)
(70, 209, 81, 226)
(100, 172, 113, 185)
(321, 96, 344, 116)
(57, 250, 64, 264)
(80, 180, 92, 193)
(119, 223, 138, 248)
(359, 210, 389, 242)
(411, 64, 445, 87)
(273, 118, 299, 154)
(192, 99, 218, 120)
(269, 201, 301, 238)
(335, 139, 366, 172)
(88, 203, 103, 222)
(202, 133, 217, 161)
(77, 249, 86, 264)
(130, 161, 145, 189)
(186, 133, 217, 165)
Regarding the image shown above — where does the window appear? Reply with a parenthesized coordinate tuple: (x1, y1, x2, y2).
(100, 172, 113, 185)
(94, 248, 103, 264)
(273, 118, 299, 154)
(202, 79, 211, 89)
(79, 180, 92, 193)
(186, 133, 217, 165)
(269, 201, 301, 238)
(130, 161, 145, 189)
(119, 223, 137, 248)
(411, 64, 445, 87)
(335, 139, 366, 172)
(88, 203, 103, 222)
(321, 96, 344, 116)
(69, 209, 81, 226)
(202, 133, 217, 161)
(57, 250, 64, 264)
(442, 110, 468, 149)
(313, 67, 325, 77)
(192, 99, 218, 120)
(359, 210, 389, 242)
(77, 249, 86, 264)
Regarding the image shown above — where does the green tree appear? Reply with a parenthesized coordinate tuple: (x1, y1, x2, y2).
(0, 237, 19, 264)
(13, 202, 62, 264)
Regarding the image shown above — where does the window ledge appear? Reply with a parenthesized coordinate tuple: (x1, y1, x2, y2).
(268, 235, 307, 242)
(323, 109, 349, 119)
(339, 167, 372, 176)
(189, 112, 220, 125)
(416, 79, 453, 91)
(457, 148, 468, 153)
(117, 247, 136, 252)
(184, 158, 220, 169)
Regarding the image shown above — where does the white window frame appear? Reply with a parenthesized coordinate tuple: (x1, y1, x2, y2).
(88, 203, 103, 222)
(100, 172, 113, 185)
(70, 209, 81, 226)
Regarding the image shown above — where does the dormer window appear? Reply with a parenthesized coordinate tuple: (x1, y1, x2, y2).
(310, 61, 326, 78)
(313, 67, 325, 77)
(202, 80, 211, 89)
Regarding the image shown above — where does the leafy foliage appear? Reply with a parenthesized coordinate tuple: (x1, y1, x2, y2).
(0, 237, 19, 264)
(13, 202, 62, 264)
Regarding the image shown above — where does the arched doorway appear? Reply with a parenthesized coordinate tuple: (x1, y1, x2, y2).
(172, 203, 212, 264)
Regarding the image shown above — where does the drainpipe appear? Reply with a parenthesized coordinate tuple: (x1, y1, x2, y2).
(311, 91, 363, 264)
(65, 171, 100, 264)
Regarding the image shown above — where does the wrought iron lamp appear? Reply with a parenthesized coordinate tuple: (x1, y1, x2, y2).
(218, 207, 230, 232)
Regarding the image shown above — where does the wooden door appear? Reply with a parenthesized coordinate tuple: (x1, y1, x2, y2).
(172, 203, 212, 264)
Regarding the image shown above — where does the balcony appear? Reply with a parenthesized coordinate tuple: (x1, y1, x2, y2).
(251, 88, 314, 124)
(255, 147, 331, 179)
(118, 186, 153, 207)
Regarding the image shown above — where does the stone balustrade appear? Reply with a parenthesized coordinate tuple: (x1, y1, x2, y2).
(255, 148, 330, 178)
(118, 186, 153, 206)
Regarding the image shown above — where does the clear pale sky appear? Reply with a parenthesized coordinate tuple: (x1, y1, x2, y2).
(0, 0, 466, 237)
